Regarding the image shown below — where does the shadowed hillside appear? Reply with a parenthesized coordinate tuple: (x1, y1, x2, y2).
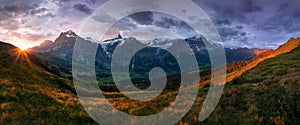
(0, 42, 96, 124)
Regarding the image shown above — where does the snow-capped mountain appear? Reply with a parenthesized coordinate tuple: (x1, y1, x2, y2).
(30, 30, 258, 71)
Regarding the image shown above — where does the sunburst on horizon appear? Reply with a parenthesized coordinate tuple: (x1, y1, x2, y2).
(13, 42, 31, 51)
(19, 46, 28, 51)
(12, 48, 33, 67)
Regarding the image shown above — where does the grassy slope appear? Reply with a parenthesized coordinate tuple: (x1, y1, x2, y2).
(202, 46, 300, 124)
(226, 38, 300, 83)
(0, 49, 96, 124)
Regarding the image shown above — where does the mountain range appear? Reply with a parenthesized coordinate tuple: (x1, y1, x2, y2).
(30, 30, 263, 70)
(29, 30, 265, 85)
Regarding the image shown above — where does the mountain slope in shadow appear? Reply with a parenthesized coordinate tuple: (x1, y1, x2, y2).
(0, 41, 96, 124)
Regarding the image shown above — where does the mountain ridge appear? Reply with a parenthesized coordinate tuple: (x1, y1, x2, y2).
(30, 30, 262, 69)
(226, 37, 300, 82)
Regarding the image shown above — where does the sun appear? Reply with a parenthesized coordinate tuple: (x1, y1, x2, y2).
(19, 46, 28, 51)
(11, 39, 30, 51)
(16, 44, 29, 51)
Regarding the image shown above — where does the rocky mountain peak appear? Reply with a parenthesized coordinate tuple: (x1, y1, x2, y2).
(62, 30, 77, 37)
(117, 34, 122, 39)
(54, 30, 77, 45)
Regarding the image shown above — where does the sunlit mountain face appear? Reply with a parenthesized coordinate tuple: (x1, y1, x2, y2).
(0, 0, 300, 49)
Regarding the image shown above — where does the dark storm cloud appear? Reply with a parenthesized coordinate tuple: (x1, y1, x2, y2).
(153, 15, 196, 37)
(219, 27, 239, 37)
(198, 0, 300, 35)
(154, 17, 174, 29)
(128, 11, 154, 25)
(0, 4, 34, 18)
(218, 26, 247, 41)
(215, 18, 232, 26)
(93, 11, 195, 37)
(154, 17, 192, 30)
(92, 14, 116, 23)
(240, 32, 247, 36)
(73, 3, 93, 15)
(241, 0, 262, 13)
(191, 0, 300, 48)
(52, 0, 72, 6)
(3, 4, 37, 14)
(30, 7, 47, 15)
(115, 17, 138, 30)
(0, 8, 11, 21)
(194, 0, 263, 23)
(0, 0, 45, 15)
(194, 0, 240, 20)
(30, 7, 56, 18)
(216, 22, 249, 45)
(0, 2, 47, 31)
(236, 25, 243, 29)
(85, 0, 97, 4)
(52, 0, 106, 6)
(211, 17, 248, 43)
(256, 0, 300, 34)
(0, 0, 54, 21)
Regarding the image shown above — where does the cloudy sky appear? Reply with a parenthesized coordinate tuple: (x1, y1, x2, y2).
(0, 0, 300, 49)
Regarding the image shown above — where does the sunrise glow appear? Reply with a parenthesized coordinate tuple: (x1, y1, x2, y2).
(13, 48, 32, 67)
(19, 46, 28, 51)
(12, 40, 31, 51)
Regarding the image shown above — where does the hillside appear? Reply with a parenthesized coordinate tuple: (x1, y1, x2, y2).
(0, 42, 96, 124)
(201, 45, 300, 124)
(226, 37, 300, 82)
